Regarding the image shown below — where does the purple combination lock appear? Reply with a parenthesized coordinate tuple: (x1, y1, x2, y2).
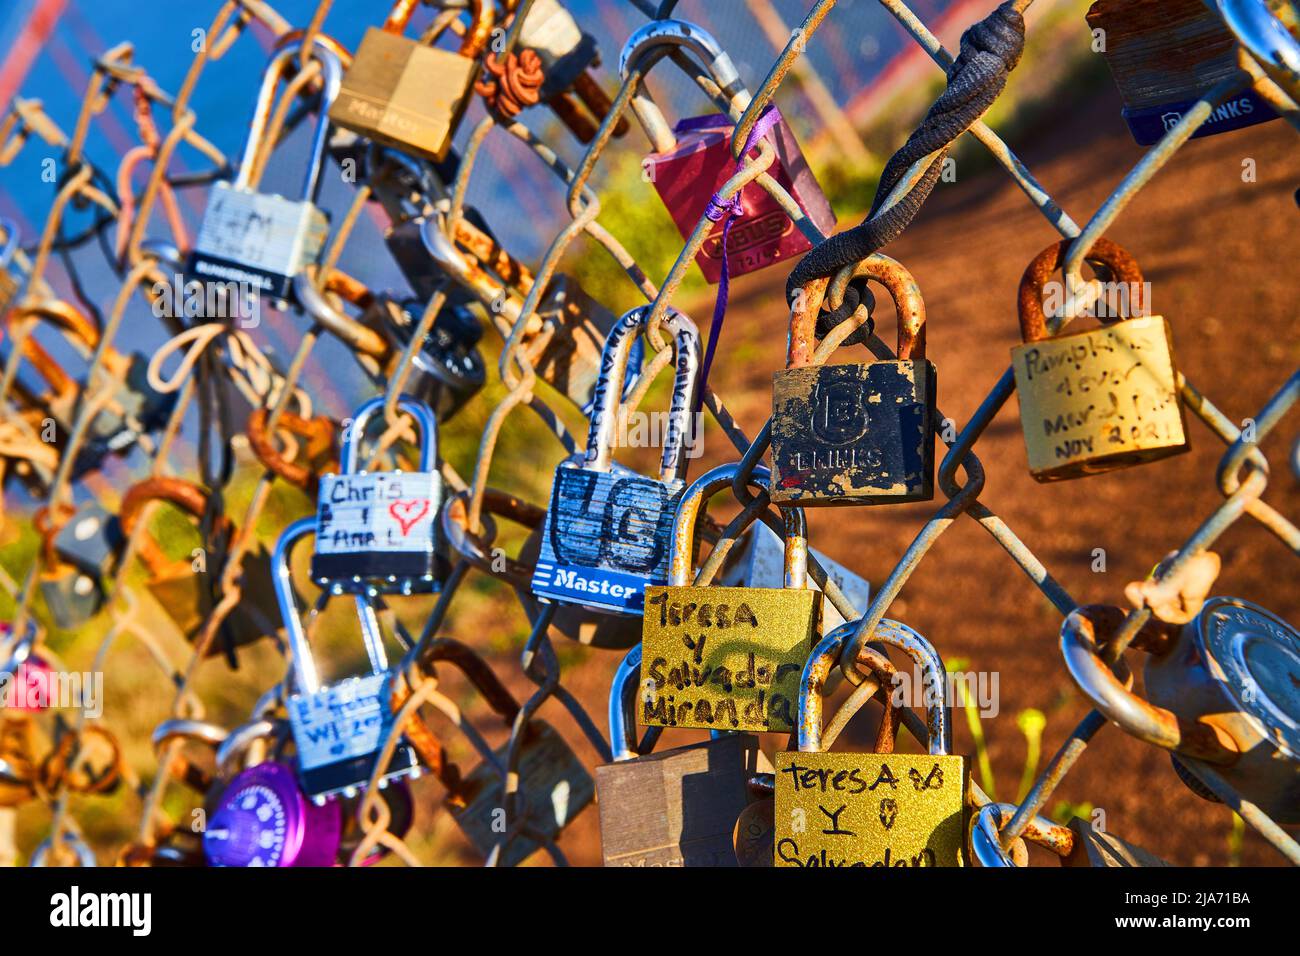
(204, 762, 342, 867)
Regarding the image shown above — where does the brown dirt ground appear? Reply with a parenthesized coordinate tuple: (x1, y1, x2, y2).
(446, 84, 1300, 867)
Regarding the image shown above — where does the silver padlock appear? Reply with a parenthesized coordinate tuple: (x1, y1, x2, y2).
(716, 520, 871, 635)
(531, 305, 700, 616)
(188, 39, 341, 305)
(1061, 598, 1300, 824)
(311, 395, 444, 594)
(275, 517, 420, 803)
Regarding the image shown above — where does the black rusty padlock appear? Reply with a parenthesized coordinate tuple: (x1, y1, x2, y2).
(771, 255, 936, 505)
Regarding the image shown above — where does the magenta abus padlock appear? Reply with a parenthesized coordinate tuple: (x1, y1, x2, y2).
(619, 20, 836, 283)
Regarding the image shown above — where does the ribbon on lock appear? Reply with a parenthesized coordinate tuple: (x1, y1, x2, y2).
(683, 105, 784, 411)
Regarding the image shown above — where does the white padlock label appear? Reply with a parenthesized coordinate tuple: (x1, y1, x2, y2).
(316, 472, 438, 555)
(289, 674, 388, 771)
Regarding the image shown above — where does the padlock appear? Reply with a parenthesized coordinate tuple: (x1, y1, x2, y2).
(277, 516, 421, 803)
(188, 39, 342, 304)
(328, 0, 493, 162)
(509, 0, 626, 142)
(531, 305, 699, 616)
(775, 618, 967, 867)
(716, 519, 871, 636)
(362, 293, 486, 421)
(640, 462, 820, 735)
(117, 477, 279, 654)
(771, 254, 936, 505)
(311, 394, 445, 594)
(33, 504, 102, 630)
(1086, 0, 1298, 145)
(1012, 237, 1188, 481)
(969, 803, 1168, 867)
(595, 644, 766, 866)
(6, 300, 176, 477)
(1061, 599, 1300, 823)
(620, 19, 836, 284)
(50, 501, 124, 582)
(416, 214, 640, 415)
(412, 638, 594, 865)
(204, 761, 343, 867)
(0, 218, 21, 315)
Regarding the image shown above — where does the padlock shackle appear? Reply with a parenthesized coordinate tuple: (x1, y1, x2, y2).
(9, 298, 103, 351)
(798, 618, 951, 755)
(414, 637, 522, 724)
(246, 407, 337, 492)
(234, 38, 342, 201)
(608, 644, 642, 762)
(337, 394, 439, 475)
(441, 487, 544, 586)
(273, 517, 320, 695)
(667, 462, 807, 587)
(969, 802, 1076, 867)
(1017, 237, 1145, 344)
(0, 619, 38, 677)
(584, 305, 700, 483)
(1059, 606, 1238, 765)
(384, 0, 493, 58)
(151, 718, 229, 755)
(291, 271, 390, 359)
(1216, 0, 1300, 100)
(618, 19, 751, 153)
(793, 253, 928, 368)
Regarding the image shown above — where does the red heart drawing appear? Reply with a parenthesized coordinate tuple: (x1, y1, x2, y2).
(388, 499, 430, 536)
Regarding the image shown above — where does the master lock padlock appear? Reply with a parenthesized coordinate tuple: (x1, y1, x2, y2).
(276, 517, 420, 803)
(532, 305, 700, 617)
(188, 39, 342, 305)
(311, 395, 445, 595)
(1061, 599, 1300, 824)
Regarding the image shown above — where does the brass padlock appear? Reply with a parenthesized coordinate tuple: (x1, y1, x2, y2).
(417, 639, 594, 866)
(329, 0, 494, 162)
(775, 619, 967, 867)
(1012, 238, 1188, 481)
(640, 462, 820, 735)
(1061, 599, 1300, 824)
(595, 645, 767, 866)
(118, 477, 279, 655)
(771, 255, 935, 505)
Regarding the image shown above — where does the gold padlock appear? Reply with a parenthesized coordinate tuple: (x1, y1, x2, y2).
(774, 619, 966, 867)
(118, 477, 278, 656)
(329, 0, 494, 161)
(1011, 237, 1188, 481)
(640, 462, 820, 735)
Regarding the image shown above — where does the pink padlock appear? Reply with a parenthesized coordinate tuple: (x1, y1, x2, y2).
(620, 19, 837, 284)
(0, 622, 52, 713)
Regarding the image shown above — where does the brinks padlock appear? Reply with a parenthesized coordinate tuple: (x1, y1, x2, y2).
(532, 305, 699, 617)
(413, 639, 593, 866)
(1086, 0, 1298, 145)
(277, 517, 420, 803)
(595, 644, 766, 866)
(188, 39, 342, 304)
(1061, 598, 1300, 824)
(328, 0, 492, 162)
(0, 218, 21, 315)
(716, 519, 871, 636)
(362, 292, 486, 421)
(118, 477, 279, 654)
(204, 761, 342, 867)
(620, 19, 836, 284)
(775, 618, 967, 867)
(1012, 238, 1188, 481)
(771, 254, 936, 505)
(311, 395, 444, 594)
(640, 463, 820, 735)
(6, 300, 176, 477)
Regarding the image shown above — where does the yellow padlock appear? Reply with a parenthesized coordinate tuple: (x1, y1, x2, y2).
(1011, 237, 1188, 481)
